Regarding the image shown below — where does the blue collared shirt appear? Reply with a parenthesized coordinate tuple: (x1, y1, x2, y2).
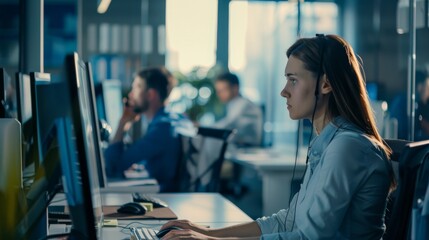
(256, 117, 391, 239)
(104, 107, 190, 192)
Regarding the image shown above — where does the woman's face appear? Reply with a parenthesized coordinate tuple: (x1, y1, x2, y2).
(280, 56, 318, 120)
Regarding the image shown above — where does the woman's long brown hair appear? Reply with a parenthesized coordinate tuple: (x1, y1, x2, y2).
(287, 34, 396, 192)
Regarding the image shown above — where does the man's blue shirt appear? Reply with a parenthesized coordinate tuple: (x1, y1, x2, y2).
(104, 107, 185, 192)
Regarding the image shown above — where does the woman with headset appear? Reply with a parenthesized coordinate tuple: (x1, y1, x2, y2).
(159, 34, 395, 240)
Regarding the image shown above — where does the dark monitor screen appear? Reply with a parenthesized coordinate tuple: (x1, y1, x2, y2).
(63, 52, 103, 239)
(1, 68, 17, 118)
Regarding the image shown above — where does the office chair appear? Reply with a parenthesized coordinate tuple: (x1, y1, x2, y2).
(383, 139, 429, 240)
(174, 127, 235, 192)
(383, 139, 411, 230)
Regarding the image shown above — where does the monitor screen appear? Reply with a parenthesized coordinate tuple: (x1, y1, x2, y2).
(63, 52, 103, 239)
(102, 80, 122, 139)
(15, 73, 32, 125)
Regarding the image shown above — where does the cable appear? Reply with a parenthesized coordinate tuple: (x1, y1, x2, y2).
(284, 34, 327, 231)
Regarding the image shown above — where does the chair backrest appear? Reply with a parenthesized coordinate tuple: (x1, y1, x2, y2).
(411, 152, 429, 240)
(384, 139, 429, 240)
(383, 139, 411, 234)
(174, 127, 235, 192)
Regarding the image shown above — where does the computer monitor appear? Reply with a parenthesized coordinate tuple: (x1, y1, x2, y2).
(1, 68, 17, 118)
(85, 62, 108, 188)
(16, 73, 34, 176)
(14, 78, 65, 239)
(20, 73, 51, 185)
(95, 79, 123, 139)
(62, 52, 103, 239)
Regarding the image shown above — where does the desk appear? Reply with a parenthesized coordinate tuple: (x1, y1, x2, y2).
(50, 193, 252, 239)
(227, 147, 306, 216)
(102, 178, 160, 193)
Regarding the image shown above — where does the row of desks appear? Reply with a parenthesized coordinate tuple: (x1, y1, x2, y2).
(50, 192, 253, 239)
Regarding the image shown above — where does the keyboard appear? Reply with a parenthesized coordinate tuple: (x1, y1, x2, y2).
(130, 227, 159, 240)
(132, 193, 168, 208)
(48, 206, 70, 219)
(48, 211, 70, 220)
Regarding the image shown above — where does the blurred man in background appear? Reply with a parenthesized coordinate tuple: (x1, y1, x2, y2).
(212, 72, 263, 147)
(104, 67, 189, 192)
(390, 70, 429, 140)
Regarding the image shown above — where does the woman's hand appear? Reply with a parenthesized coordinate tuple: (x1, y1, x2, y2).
(160, 220, 211, 235)
(161, 228, 215, 240)
(160, 219, 261, 239)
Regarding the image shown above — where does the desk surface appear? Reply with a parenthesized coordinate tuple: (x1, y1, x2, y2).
(102, 193, 253, 223)
(227, 147, 307, 171)
(50, 192, 252, 239)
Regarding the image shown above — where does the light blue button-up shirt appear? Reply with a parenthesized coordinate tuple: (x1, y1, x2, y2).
(256, 117, 391, 239)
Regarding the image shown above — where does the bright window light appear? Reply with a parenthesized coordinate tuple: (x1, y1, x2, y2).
(166, 0, 218, 73)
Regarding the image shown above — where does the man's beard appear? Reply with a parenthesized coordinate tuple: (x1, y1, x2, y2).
(133, 102, 148, 113)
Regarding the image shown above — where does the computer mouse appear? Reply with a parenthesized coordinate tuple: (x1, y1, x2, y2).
(117, 202, 147, 215)
(156, 226, 183, 238)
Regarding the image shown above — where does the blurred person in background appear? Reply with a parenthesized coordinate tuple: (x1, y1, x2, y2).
(104, 67, 190, 192)
(390, 70, 429, 140)
(211, 72, 263, 147)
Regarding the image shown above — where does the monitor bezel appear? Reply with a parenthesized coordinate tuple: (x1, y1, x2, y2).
(27, 72, 51, 176)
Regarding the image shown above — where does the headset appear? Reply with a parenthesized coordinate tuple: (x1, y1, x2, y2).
(285, 34, 327, 231)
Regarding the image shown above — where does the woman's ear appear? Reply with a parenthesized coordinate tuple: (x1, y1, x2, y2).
(320, 75, 332, 94)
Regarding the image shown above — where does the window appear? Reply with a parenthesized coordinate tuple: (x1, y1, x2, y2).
(229, 1, 338, 148)
(166, 0, 218, 73)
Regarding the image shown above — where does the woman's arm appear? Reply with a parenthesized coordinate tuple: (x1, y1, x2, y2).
(210, 221, 262, 238)
(161, 220, 261, 239)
